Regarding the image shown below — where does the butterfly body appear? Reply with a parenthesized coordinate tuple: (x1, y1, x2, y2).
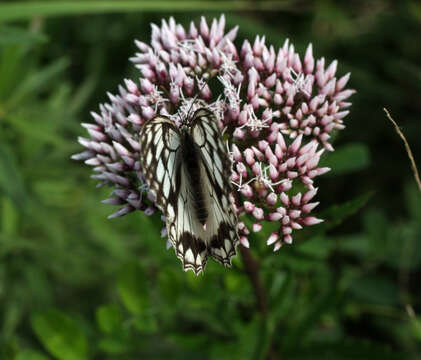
(139, 108, 239, 274)
(180, 130, 209, 226)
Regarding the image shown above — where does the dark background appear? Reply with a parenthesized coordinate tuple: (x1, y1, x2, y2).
(0, 1, 420, 359)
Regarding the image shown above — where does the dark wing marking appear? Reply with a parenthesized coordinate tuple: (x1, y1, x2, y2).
(189, 108, 239, 266)
(139, 116, 208, 274)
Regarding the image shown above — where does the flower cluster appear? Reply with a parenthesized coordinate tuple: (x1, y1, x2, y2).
(72, 15, 354, 251)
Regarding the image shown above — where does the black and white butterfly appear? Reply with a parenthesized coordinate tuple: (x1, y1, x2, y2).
(139, 108, 239, 274)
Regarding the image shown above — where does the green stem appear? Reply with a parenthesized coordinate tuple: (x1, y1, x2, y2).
(0, 1, 293, 23)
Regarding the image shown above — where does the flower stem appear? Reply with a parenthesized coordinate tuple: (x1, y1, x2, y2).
(239, 245, 267, 314)
(239, 245, 278, 360)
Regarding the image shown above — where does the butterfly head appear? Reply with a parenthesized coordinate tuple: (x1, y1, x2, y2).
(178, 99, 201, 130)
(178, 80, 210, 129)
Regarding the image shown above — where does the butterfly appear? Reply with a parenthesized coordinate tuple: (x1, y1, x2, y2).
(139, 108, 239, 274)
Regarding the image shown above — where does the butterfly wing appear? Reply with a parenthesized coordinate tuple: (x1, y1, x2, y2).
(139, 116, 208, 274)
(189, 109, 239, 265)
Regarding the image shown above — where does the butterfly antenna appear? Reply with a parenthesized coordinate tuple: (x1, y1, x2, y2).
(184, 79, 209, 125)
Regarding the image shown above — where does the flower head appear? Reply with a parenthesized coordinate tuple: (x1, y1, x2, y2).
(73, 15, 354, 250)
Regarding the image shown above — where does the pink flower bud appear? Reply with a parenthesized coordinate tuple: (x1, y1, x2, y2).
(268, 212, 282, 221)
(240, 236, 250, 248)
(244, 201, 255, 213)
(283, 235, 293, 244)
(240, 184, 254, 199)
(273, 241, 282, 251)
(267, 232, 279, 245)
(74, 16, 355, 264)
(302, 216, 324, 226)
(252, 207, 264, 220)
(280, 192, 289, 206)
(252, 223, 262, 232)
(302, 202, 319, 213)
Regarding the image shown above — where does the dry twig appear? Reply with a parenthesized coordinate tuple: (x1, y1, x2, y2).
(383, 108, 421, 194)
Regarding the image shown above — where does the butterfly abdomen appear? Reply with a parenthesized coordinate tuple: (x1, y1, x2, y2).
(181, 131, 208, 225)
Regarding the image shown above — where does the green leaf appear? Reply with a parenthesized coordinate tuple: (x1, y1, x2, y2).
(224, 272, 244, 293)
(334, 234, 370, 256)
(284, 272, 337, 350)
(297, 235, 332, 259)
(363, 209, 389, 254)
(0, 143, 27, 208)
(2, 299, 24, 340)
(317, 191, 374, 233)
(97, 336, 128, 355)
(1, 196, 19, 235)
(6, 57, 70, 110)
(117, 262, 149, 315)
(15, 350, 50, 360)
(361, 208, 421, 269)
(96, 304, 122, 334)
(31, 309, 88, 360)
(0, 45, 26, 100)
(383, 222, 421, 270)
(320, 143, 371, 176)
(0, 26, 47, 45)
(347, 275, 399, 306)
(210, 317, 260, 360)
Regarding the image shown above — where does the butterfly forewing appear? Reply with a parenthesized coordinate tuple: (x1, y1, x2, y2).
(139, 109, 239, 274)
(139, 116, 181, 215)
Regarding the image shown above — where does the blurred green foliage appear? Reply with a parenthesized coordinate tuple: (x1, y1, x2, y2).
(0, 1, 420, 359)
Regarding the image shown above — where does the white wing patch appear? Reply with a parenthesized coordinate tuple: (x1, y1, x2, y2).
(139, 110, 239, 275)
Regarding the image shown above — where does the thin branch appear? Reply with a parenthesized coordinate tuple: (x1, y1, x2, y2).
(384, 108, 421, 336)
(383, 108, 421, 194)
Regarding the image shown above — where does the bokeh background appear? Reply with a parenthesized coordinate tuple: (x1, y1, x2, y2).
(1, 1, 421, 359)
